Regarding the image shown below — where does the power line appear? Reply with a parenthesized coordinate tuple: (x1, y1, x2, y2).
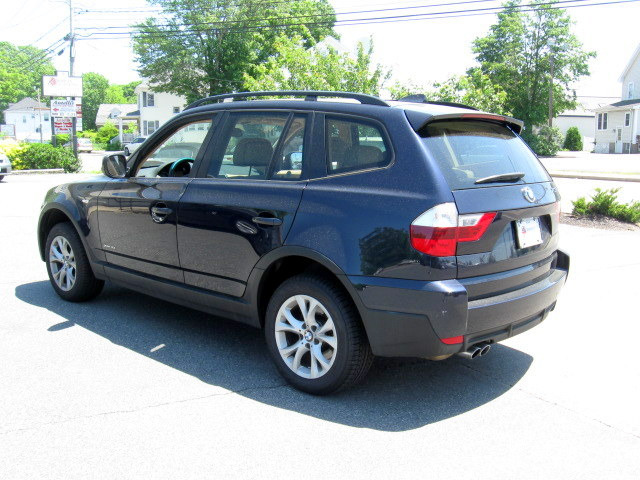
(74, 0, 640, 40)
(74, 0, 498, 31)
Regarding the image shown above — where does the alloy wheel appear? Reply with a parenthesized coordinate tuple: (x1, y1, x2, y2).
(274, 295, 338, 379)
(49, 235, 76, 291)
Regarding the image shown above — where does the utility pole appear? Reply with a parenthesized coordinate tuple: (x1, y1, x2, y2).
(69, 0, 78, 158)
(548, 39, 556, 129)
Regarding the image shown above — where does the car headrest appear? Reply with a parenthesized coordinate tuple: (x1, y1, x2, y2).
(233, 138, 273, 167)
(344, 145, 383, 168)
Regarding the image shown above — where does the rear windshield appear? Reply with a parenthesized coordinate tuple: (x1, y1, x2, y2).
(421, 120, 550, 190)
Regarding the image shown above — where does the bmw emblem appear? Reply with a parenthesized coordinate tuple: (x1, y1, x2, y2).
(522, 186, 537, 203)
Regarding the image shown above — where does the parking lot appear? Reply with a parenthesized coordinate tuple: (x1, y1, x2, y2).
(1, 173, 639, 479)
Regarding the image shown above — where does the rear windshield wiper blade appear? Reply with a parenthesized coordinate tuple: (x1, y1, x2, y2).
(474, 172, 525, 184)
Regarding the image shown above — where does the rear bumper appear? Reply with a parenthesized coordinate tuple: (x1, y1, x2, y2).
(348, 250, 569, 358)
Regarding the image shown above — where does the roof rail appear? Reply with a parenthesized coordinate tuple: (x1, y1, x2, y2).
(397, 94, 478, 111)
(184, 90, 389, 110)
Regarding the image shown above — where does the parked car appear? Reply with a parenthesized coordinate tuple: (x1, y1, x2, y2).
(38, 91, 569, 394)
(0, 152, 12, 181)
(123, 136, 147, 156)
(64, 137, 93, 153)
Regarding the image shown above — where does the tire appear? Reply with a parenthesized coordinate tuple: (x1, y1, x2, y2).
(265, 274, 373, 395)
(124, 147, 130, 156)
(0, 175, 4, 181)
(45, 222, 104, 302)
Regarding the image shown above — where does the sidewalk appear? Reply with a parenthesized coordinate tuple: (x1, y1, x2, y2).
(540, 151, 640, 182)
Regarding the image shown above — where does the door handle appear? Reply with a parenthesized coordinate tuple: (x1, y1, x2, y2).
(252, 216, 282, 227)
(151, 204, 172, 223)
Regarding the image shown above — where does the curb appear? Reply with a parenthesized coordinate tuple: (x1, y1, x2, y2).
(549, 171, 640, 183)
(11, 169, 65, 175)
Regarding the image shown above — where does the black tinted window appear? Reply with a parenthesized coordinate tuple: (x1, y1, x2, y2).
(421, 121, 550, 190)
(326, 118, 390, 174)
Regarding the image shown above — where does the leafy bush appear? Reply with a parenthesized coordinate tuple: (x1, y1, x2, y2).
(572, 188, 640, 224)
(11, 143, 81, 173)
(95, 122, 118, 144)
(0, 139, 27, 161)
(523, 126, 563, 156)
(105, 141, 122, 151)
(563, 127, 583, 151)
(52, 134, 70, 146)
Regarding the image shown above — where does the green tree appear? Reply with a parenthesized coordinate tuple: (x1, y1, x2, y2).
(132, 0, 337, 101)
(473, 0, 595, 131)
(82, 72, 109, 131)
(390, 69, 509, 114)
(0, 42, 55, 122)
(244, 36, 389, 95)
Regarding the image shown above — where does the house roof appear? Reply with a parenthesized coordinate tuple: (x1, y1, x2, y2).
(611, 98, 640, 107)
(593, 98, 640, 112)
(5, 97, 48, 112)
(620, 42, 640, 82)
(95, 103, 139, 125)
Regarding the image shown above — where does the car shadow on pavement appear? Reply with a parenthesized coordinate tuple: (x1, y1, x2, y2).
(15, 280, 533, 432)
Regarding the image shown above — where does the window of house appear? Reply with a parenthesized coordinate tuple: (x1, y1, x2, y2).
(143, 120, 160, 136)
(617, 128, 622, 141)
(326, 117, 390, 174)
(142, 92, 155, 107)
(625, 113, 631, 127)
(44, 114, 49, 122)
(22, 116, 26, 123)
(597, 113, 608, 130)
(209, 113, 289, 180)
(628, 82, 634, 100)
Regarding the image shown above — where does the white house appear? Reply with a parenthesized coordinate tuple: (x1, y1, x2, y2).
(95, 103, 138, 129)
(135, 83, 186, 136)
(3, 98, 52, 142)
(593, 43, 640, 154)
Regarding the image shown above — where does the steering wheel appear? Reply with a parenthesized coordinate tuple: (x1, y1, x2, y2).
(168, 157, 195, 177)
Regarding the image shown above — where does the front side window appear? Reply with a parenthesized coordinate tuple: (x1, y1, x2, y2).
(135, 119, 212, 178)
(326, 117, 390, 174)
(208, 113, 289, 180)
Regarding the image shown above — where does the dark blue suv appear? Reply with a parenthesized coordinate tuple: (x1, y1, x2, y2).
(38, 91, 569, 394)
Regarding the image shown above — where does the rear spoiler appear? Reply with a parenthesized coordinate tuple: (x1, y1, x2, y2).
(404, 110, 524, 135)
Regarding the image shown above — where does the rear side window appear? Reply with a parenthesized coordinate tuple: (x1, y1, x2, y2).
(421, 121, 550, 190)
(326, 117, 390, 174)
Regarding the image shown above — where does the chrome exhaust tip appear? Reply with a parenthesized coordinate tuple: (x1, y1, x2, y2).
(457, 345, 482, 360)
(478, 343, 491, 356)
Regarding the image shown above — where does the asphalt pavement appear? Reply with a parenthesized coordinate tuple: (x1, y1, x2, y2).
(1, 174, 639, 479)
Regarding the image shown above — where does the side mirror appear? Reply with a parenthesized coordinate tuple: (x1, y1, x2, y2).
(102, 154, 127, 178)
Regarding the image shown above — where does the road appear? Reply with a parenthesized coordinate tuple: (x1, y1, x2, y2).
(1, 174, 639, 479)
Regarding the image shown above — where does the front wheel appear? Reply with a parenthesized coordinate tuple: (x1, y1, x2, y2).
(45, 222, 104, 302)
(265, 274, 373, 395)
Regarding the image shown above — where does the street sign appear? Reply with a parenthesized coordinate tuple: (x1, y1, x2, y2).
(51, 99, 77, 118)
(43, 72, 83, 97)
(54, 118, 73, 135)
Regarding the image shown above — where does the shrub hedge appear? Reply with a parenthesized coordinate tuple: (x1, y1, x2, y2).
(563, 127, 583, 151)
(10, 143, 81, 173)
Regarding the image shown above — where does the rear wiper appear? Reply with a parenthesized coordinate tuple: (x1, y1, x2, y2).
(474, 172, 525, 184)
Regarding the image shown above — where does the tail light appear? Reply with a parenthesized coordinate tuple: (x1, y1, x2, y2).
(410, 203, 496, 257)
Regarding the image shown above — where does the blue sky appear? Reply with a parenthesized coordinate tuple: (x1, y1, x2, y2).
(2, 0, 639, 103)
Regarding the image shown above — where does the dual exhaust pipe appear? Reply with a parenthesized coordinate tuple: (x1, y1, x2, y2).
(457, 342, 491, 360)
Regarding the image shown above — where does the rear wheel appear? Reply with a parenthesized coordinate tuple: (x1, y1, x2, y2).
(265, 274, 373, 395)
(45, 222, 104, 302)
(0, 175, 4, 181)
